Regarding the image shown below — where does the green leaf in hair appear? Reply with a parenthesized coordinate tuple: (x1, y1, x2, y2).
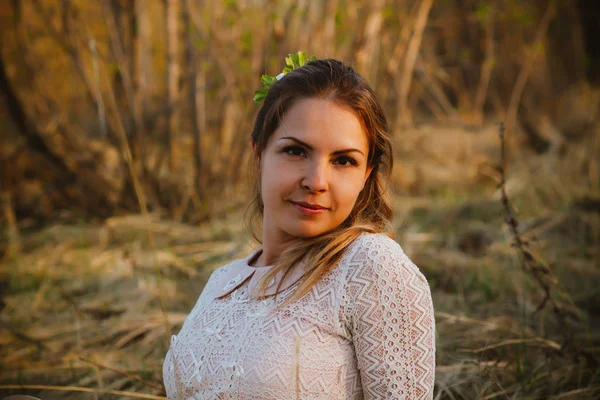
(253, 88, 269, 103)
(253, 51, 316, 103)
(261, 74, 276, 88)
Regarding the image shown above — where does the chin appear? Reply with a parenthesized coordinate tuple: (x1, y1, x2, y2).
(285, 221, 344, 239)
(281, 222, 325, 239)
(288, 228, 324, 239)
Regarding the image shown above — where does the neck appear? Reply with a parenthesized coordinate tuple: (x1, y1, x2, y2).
(255, 223, 296, 267)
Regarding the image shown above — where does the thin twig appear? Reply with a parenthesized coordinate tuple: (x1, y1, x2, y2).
(79, 17, 172, 341)
(79, 356, 164, 392)
(550, 387, 598, 399)
(498, 122, 598, 368)
(0, 384, 165, 399)
(0, 321, 47, 352)
(505, 0, 557, 135)
(459, 337, 561, 353)
(498, 122, 557, 314)
(396, 0, 435, 125)
(482, 369, 511, 400)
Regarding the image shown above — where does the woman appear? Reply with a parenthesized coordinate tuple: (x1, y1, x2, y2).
(163, 58, 435, 399)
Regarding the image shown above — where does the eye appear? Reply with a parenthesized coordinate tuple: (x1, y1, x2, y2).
(282, 146, 306, 157)
(334, 156, 359, 167)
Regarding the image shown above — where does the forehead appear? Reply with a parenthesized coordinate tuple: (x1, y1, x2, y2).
(273, 98, 368, 150)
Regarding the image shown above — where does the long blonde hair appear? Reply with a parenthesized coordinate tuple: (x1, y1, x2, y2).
(246, 59, 394, 306)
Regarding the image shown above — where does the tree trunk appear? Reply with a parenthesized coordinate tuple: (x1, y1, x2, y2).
(396, 0, 435, 127)
(356, 0, 385, 87)
(134, 0, 150, 174)
(105, 0, 140, 160)
(473, 5, 495, 126)
(183, 0, 204, 201)
(0, 52, 116, 217)
(506, 0, 557, 136)
(165, 0, 181, 175)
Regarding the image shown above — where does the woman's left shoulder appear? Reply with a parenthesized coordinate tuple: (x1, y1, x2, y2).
(350, 232, 400, 252)
(344, 232, 428, 285)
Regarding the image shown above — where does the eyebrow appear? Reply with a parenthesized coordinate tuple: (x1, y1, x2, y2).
(279, 136, 365, 156)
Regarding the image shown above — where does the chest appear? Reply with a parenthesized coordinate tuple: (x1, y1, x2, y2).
(164, 280, 361, 399)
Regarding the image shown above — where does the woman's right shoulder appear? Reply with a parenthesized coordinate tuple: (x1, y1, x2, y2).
(189, 258, 243, 308)
(204, 257, 242, 286)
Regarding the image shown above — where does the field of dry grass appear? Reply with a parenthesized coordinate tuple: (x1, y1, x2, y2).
(1, 123, 599, 399)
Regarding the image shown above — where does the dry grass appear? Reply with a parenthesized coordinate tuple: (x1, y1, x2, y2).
(0, 209, 254, 399)
(1, 123, 599, 399)
(393, 123, 600, 399)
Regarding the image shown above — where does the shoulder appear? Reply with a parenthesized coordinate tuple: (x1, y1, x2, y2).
(209, 258, 239, 278)
(348, 232, 401, 255)
(197, 257, 245, 297)
(204, 259, 235, 284)
(340, 234, 436, 399)
(343, 232, 429, 287)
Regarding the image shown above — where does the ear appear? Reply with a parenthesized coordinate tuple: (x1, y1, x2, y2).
(251, 141, 259, 161)
(362, 165, 374, 190)
(252, 140, 262, 171)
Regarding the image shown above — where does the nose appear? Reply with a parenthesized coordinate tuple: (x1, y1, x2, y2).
(301, 160, 329, 193)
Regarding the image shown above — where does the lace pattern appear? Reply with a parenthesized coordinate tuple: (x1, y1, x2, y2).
(163, 233, 435, 399)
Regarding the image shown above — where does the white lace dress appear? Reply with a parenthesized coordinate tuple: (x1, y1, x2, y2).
(162, 233, 435, 399)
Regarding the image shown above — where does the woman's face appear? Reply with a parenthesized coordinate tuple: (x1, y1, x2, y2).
(257, 98, 373, 242)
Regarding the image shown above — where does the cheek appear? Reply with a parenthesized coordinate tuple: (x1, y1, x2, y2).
(336, 173, 367, 203)
(260, 156, 296, 201)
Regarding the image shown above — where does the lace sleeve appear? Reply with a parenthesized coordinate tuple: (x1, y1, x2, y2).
(345, 234, 435, 399)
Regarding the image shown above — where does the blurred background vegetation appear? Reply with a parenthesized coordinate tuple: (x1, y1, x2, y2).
(0, 0, 599, 399)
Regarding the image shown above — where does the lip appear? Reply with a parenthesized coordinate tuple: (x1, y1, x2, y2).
(292, 201, 328, 210)
(290, 201, 329, 215)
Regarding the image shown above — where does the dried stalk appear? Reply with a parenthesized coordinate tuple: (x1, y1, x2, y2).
(29, 0, 120, 146)
(498, 122, 560, 316)
(0, 190, 21, 257)
(88, 38, 108, 138)
(356, 0, 385, 86)
(166, 0, 182, 175)
(473, 4, 495, 125)
(0, 384, 165, 399)
(497, 122, 598, 368)
(414, 57, 457, 121)
(396, 0, 435, 126)
(0, 321, 47, 352)
(505, 0, 556, 135)
(79, 356, 164, 392)
(75, 15, 172, 341)
(100, 0, 142, 148)
(322, 0, 339, 54)
(183, 0, 205, 202)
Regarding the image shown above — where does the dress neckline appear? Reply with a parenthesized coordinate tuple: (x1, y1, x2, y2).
(214, 250, 306, 299)
(245, 249, 274, 269)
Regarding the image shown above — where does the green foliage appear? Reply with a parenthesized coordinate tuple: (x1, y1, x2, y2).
(534, 42, 546, 55)
(241, 30, 253, 52)
(8, 267, 41, 293)
(475, 4, 490, 24)
(193, 38, 207, 52)
(512, 4, 534, 26)
(253, 51, 317, 103)
(335, 10, 343, 26)
(382, 6, 395, 20)
(223, 0, 237, 10)
(108, 63, 120, 75)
